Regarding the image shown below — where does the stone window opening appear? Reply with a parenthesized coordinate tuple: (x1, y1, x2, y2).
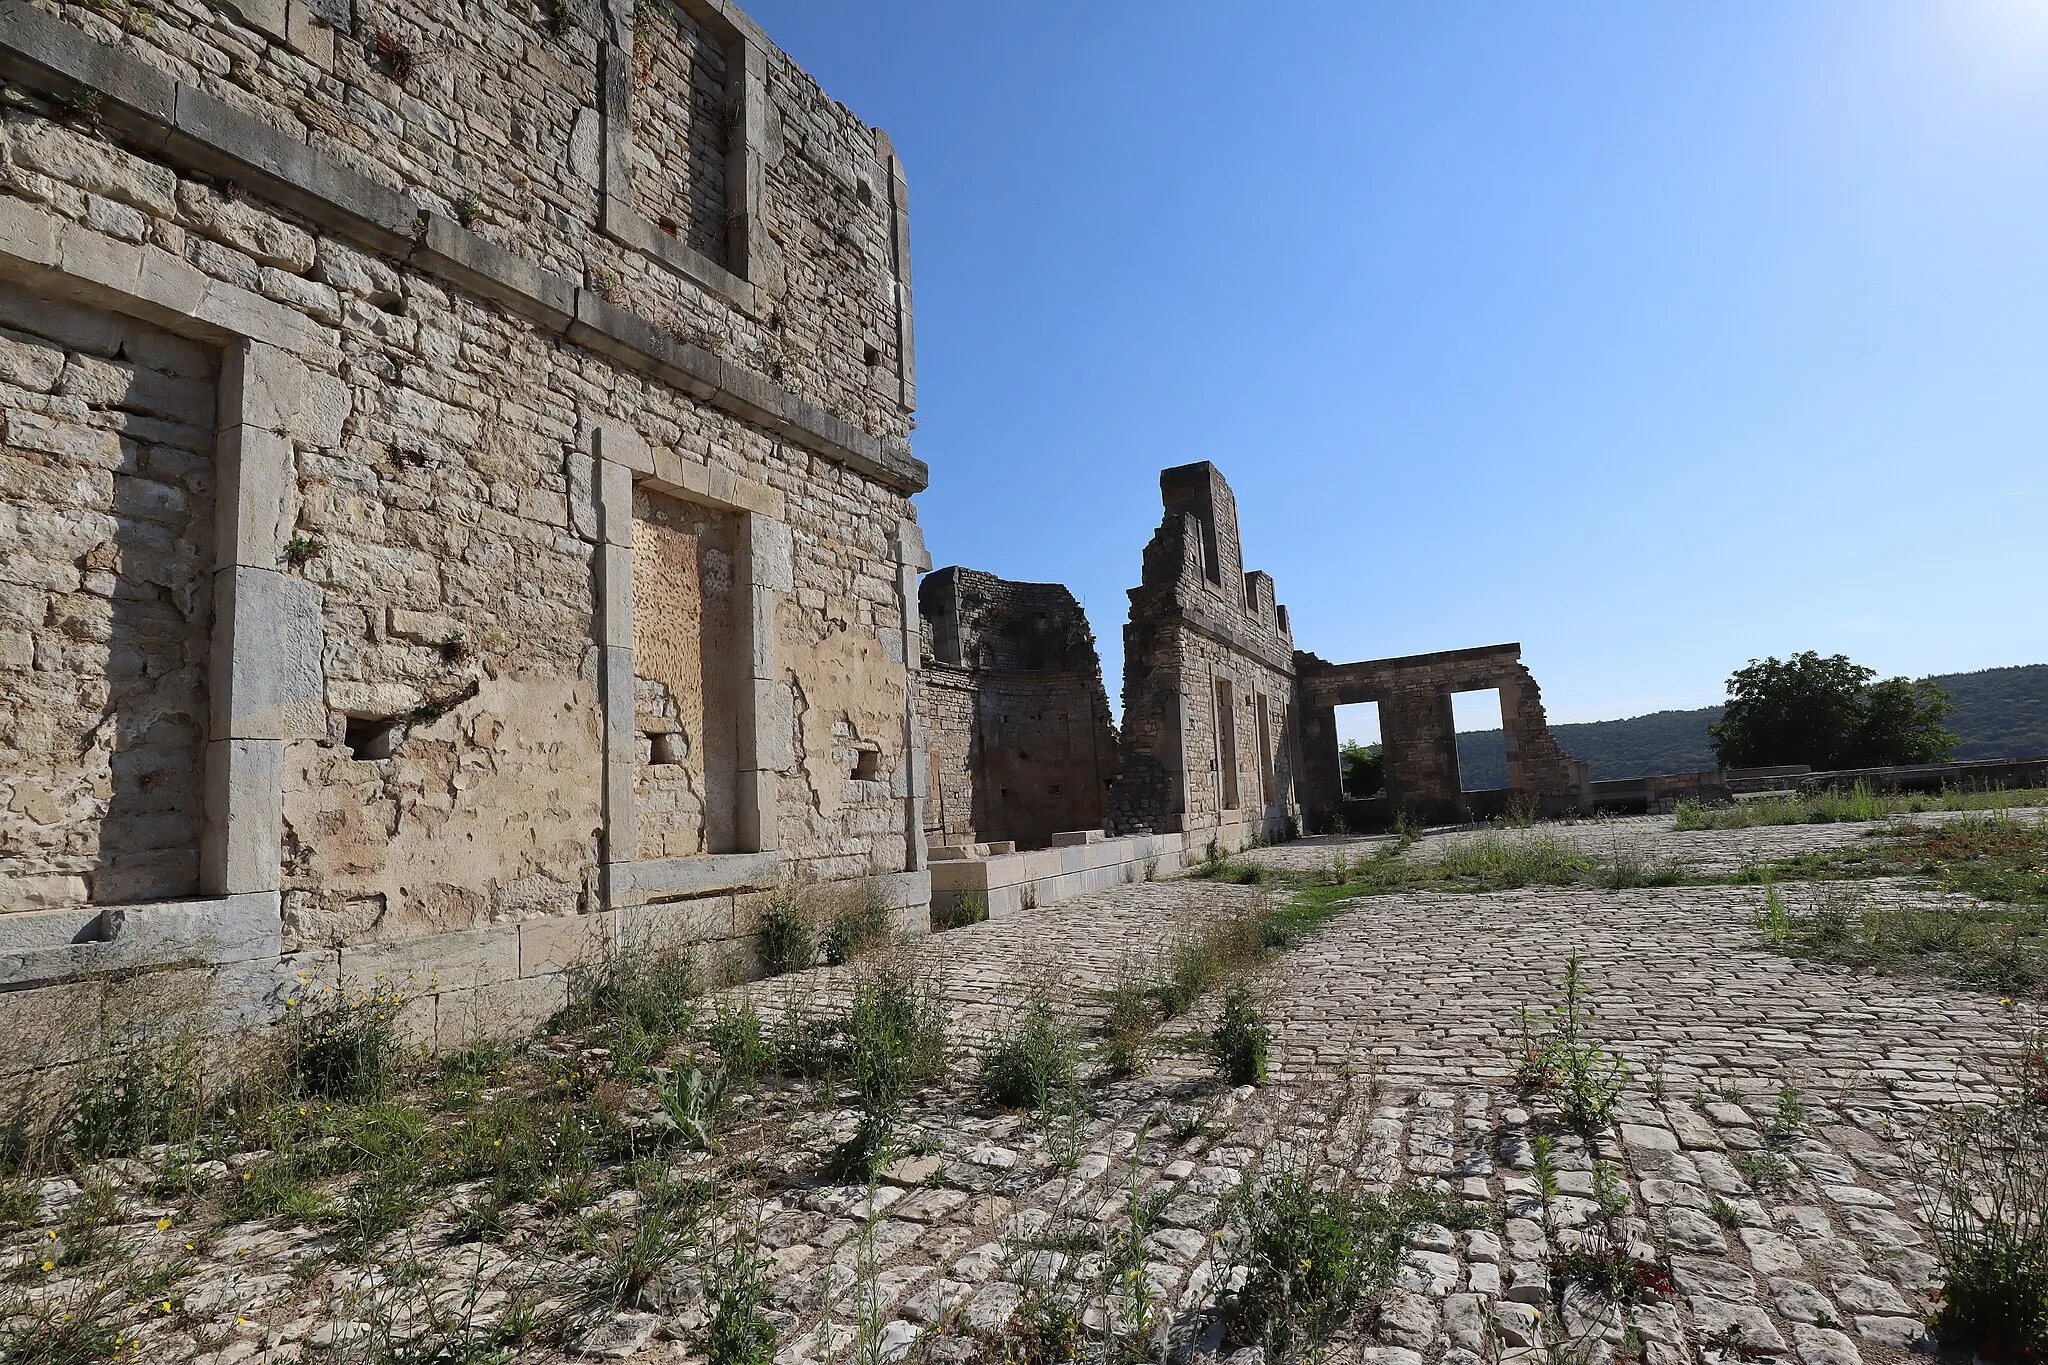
(851, 744, 881, 782)
(863, 342, 881, 367)
(344, 716, 404, 761)
(1454, 689, 1510, 794)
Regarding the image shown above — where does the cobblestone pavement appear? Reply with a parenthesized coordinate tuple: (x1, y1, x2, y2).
(712, 865, 2021, 1365)
(22, 848, 2029, 1364)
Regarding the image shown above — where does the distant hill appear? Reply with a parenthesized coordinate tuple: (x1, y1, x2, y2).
(1453, 663, 2048, 787)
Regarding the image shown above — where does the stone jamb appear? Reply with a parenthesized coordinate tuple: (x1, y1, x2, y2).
(0, 200, 330, 987)
(590, 419, 791, 911)
(891, 520, 932, 872)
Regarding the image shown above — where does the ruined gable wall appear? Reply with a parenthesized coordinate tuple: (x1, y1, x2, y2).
(0, 0, 925, 1054)
(1109, 465, 1300, 842)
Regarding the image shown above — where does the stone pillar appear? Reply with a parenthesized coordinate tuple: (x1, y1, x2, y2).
(1296, 703, 1344, 834)
(1382, 690, 1463, 823)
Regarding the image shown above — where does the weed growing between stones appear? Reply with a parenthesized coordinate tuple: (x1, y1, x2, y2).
(553, 940, 701, 1079)
(825, 883, 897, 966)
(1742, 813, 2048, 993)
(934, 891, 990, 931)
(1220, 1172, 1441, 1360)
(978, 1001, 1080, 1113)
(830, 959, 950, 1180)
(1210, 987, 1270, 1086)
(1515, 957, 1627, 1131)
(706, 996, 775, 1089)
(1100, 950, 1159, 1078)
(1675, 781, 2048, 830)
(1923, 1093, 2048, 1358)
(702, 1228, 777, 1365)
(759, 884, 816, 976)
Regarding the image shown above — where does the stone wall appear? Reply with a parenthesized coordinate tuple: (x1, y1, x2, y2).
(0, 0, 930, 1069)
(917, 566, 1117, 851)
(1108, 463, 1301, 844)
(1296, 643, 1591, 828)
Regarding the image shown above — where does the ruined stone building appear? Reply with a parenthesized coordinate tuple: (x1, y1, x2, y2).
(1296, 643, 1591, 828)
(0, 0, 934, 1059)
(916, 567, 1116, 852)
(1108, 463, 1303, 846)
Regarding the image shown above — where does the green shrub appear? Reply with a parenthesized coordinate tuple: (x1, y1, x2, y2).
(70, 1033, 203, 1159)
(1433, 831, 1592, 888)
(703, 1233, 776, 1365)
(832, 967, 947, 1178)
(1100, 959, 1157, 1078)
(823, 886, 894, 966)
(1515, 956, 1627, 1130)
(758, 892, 814, 977)
(1211, 988, 1270, 1086)
(553, 941, 699, 1077)
(706, 996, 774, 1088)
(977, 1002, 1078, 1111)
(290, 983, 406, 1100)
(934, 892, 989, 931)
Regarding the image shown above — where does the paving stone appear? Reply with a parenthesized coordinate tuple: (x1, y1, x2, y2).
(1790, 1322, 1863, 1365)
(1767, 1277, 1841, 1324)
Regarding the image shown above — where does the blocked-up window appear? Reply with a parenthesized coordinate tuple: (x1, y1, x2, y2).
(0, 288, 219, 909)
(1214, 678, 1240, 810)
(633, 487, 743, 857)
(1255, 693, 1276, 806)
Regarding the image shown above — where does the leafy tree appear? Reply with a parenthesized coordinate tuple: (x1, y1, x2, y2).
(1709, 651, 1956, 771)
(1340, 740, 1384, 798)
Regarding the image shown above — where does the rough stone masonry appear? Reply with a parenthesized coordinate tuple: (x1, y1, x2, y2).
(0, 0, 934, 1066)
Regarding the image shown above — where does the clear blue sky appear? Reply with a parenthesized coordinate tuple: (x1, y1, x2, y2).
(748, 1, 2048, 739)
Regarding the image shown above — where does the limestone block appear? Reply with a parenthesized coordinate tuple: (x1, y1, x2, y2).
(568, 107, 601, 185)
(747, 585, 776, 679)
(0, 904, 102, 952)
(0, 325, 66, 391)
(284, 0, 334, 69)
(519, 913, 614, 978)
(224, 0, 289, 42)
(600, 544, 633, 649)
(600, 460, 634, 546)
(736, 769, 776, 853)
(176, 182, 316, 273)
(221, 340, 308, 433)
(202, 738, 284, 894)
(745, 677, 791, 770)
(214, 426, 295, 571)
(619, 895, 735, 949)
(9, 119, 177, 217)
(747, 513, 793, 591)
(0, 195, 61, 273)
(210, 568, 325, 740)
(339, 924, 521, 995)
(436, 975, 568, 1050)
(614, 853, 781, 905)
(98, 891, 282, 966)
(595, 422, 653, 474)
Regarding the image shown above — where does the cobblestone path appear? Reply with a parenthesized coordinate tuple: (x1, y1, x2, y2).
(733, 858, 2024, 1365)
